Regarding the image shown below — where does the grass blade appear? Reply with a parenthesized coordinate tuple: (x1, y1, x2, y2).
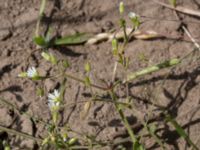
(166, 115, 199, 150)
(126, 58, 181, 82)
(39, 0, 46, 17)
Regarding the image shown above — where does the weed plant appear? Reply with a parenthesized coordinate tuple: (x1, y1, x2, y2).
(0, 0, 199, 150)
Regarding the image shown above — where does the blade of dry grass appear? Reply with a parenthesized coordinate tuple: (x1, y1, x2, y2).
(153, 0, 200, 17)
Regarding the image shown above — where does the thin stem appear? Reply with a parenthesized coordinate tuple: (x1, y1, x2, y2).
(37, 66, 108, 91)
(182, 26, 200, 50)
(143, 122, 165, 149)
(64, 73, 108, 91)
(112, 62, 118, 82)
(62, 98, 131, 109)
(109, 90, 137, 146)
(0, 124, 42, 143)
(122, 25, 128, 43)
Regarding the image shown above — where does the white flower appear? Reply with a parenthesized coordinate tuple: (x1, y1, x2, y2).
(128, 12, 138, 19)
(27, 67, 39, 78)
(63, 137, 67, 142)
(18, 67, 40, 79)
(48, 89, 61, 109)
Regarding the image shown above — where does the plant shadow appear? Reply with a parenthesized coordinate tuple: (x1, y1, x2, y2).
(127, 65, 200, 149)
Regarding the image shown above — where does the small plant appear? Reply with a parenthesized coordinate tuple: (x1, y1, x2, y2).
(0, 0, 199, 150)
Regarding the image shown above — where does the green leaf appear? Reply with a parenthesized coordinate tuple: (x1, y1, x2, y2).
(45, 27, 53, 43)
(54, 33, 90, 45)
(33, 36, 47, 47)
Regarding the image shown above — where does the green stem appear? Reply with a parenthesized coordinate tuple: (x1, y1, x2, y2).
(122, 25, 128, 43)
(109, 91, 137, 146)
(62, 98, 131, 109)
(118, 108, 137, 144)
(143, 123, 165, 149)
(65, 73, 108, 91)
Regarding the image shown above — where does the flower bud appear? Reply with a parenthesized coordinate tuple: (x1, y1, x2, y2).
(119, 2, 124, 15)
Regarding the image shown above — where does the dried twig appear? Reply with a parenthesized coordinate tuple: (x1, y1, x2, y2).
(86, 28, 162, 45)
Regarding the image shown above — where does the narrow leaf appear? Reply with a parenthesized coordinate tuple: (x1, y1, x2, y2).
(33, 36, 47, 47)
(54, 33, 90, 45)
(133, 141, 145, 150)
(39, 0, 46, 17)
(126, 58, 181, 82)
(166, 115, 199, 150)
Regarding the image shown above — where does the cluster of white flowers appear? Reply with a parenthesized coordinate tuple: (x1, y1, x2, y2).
(18, 67, 61, 111)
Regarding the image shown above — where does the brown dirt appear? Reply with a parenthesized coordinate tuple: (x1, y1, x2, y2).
(1, 0, 200, 149)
